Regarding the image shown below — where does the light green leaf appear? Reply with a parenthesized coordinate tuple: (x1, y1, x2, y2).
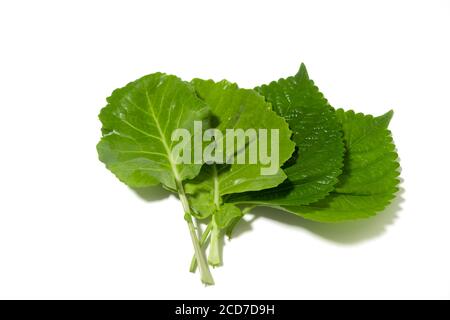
(97, 72, 216, 285)
(214, 204, 243, 229)
(228, 63, 344, 206)
(184, 79, 295, 268)
(97, 73, 210, 189)
(189, 191, 215, 219)
(225, 205, 254, 239)
(185, 79, 295, 203)
(282, 110, 400, 222)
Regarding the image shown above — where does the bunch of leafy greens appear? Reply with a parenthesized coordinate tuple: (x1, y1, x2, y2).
(97, 64, 400, 285)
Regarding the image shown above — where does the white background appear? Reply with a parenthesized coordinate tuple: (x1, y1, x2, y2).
(0, 0, 449, 300)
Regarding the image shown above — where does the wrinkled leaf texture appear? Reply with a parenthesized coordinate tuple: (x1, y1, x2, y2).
(284, 109, 400, 222)
(228, 64, 344, 206)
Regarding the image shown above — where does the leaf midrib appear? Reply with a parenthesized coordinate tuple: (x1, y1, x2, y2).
(145, 89, 181, 181)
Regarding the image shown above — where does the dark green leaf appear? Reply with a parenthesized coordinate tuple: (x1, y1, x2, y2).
(228, 64, 344, 205)
(283, 110, 400, 222)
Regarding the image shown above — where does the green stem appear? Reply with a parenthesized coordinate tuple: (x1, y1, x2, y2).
(208, 164, 222, 267)
(148, 104, 213, 285)
(176, 180, 214, 285)
(208, 165, 222, 266)
(189, 222, 212, 273)
(208, 220, 221, 267)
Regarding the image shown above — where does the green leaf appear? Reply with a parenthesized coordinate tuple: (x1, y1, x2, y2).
(97, 72, 216, 285)
(188, 191, 216, 219)
(228, 63, 344, 206)
(185, 79, 295, 205)
(282, 109, 400, 222)
(214, 204, 243, 229)
(97, 73, 210, 189)
(225, 205, 254, 239)
(184, 79, 295, 268)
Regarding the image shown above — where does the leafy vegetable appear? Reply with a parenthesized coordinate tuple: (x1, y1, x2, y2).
(186, 79, 295, 198)
(228, 63, 344, 206)
(97, 73, 215, 284)
(97, 73, 209, 189)
(282, 109, 400, 222)
(185, 79, 295, 266)
(227, 65, 399, 228)
(97, 64, 400, 285)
